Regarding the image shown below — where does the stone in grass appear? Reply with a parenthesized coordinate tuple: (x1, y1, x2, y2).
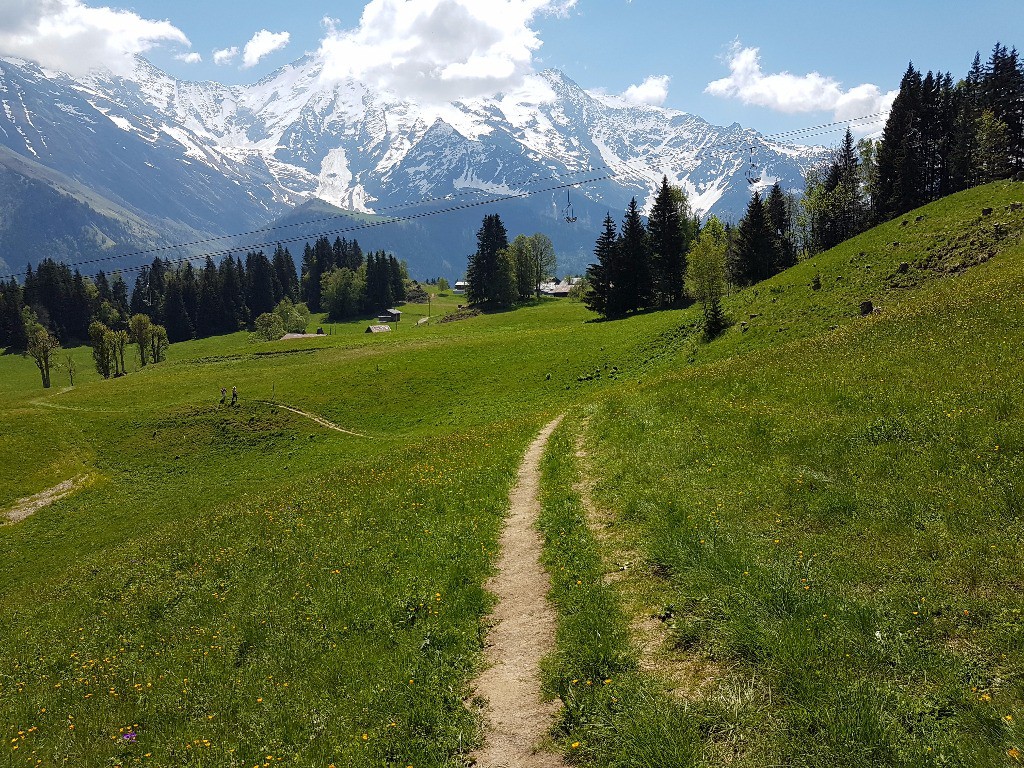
(860, 300, 874, 316)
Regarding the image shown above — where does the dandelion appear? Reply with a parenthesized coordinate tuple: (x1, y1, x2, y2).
(571, 742, 580, 749)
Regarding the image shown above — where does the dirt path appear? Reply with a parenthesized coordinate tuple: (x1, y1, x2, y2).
(3, 474, 91, 525)
(469, 416, 566, 768)
(260, 402, 367, 438)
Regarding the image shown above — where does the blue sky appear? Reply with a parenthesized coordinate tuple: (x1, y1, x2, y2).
(3, 0, 1022, 146)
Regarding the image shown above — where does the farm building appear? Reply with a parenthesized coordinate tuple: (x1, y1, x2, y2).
(453, 281, 469, 294)
(365, 324, 392, 333)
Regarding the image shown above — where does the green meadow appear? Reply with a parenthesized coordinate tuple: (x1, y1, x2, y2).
(2, 182, 1023, 767)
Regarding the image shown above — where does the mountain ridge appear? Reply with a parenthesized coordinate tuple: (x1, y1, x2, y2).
(0, 54, 829, 277)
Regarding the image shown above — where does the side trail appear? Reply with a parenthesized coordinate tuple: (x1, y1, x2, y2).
(469, 416, 566, 768)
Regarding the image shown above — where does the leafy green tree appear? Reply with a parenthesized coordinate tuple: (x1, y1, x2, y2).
(685, 216, 728, 337)
(22, 308, 60, 388)
(509, 235, 534, 301)
(253, 312, 285, 341)
(128, 313, 152, 366)
(436, 277, 450, 293)
(149, 325, 169, 363)
(976, 109, 1013, 182)
(528, 233, 557, 299)
(274, 299, 312, 333)
(322, 267, 366, 320)
(492, 247, 518, 309)
(113, 330, 129, 376)
(89, 320, 114, 378)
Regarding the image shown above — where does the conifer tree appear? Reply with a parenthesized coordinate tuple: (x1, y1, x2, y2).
(466, 214, 509, 307)
(732, 192, 774, 285)
(647, 176, 689, 307)
(616, 197, 652, 314)
(583, 213, 617, 317)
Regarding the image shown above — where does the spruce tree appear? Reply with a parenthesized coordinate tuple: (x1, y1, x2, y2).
(584, 214, 617, 317)
(617, 197, 652, 314)
(466, 214, 509, 306)
(647, 176, 687, 307)
(733, 192, 774, 285)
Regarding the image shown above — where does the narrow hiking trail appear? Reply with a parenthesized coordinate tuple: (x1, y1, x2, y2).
(470, 416, 566, 768)
(2, 474, 91, 525)
(261, 402, 367, 437)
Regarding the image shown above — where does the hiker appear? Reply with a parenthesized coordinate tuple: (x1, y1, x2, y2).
(220, 387, 226, 405)
(231, 386, 238, 406)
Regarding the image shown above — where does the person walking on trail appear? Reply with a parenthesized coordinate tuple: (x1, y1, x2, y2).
(220, 387, 226, 405)
(231, 386, 238, 406)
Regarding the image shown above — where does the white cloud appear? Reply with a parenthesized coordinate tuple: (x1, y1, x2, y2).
(241, 29, 290, 69)
(621, 75, 670, 106)
(213, 46, 239, 66)
(0, 0, 190, 76)
(176, 51, 202, 64)
(317, 0, 577, 103)
(706, 43, 896, 127)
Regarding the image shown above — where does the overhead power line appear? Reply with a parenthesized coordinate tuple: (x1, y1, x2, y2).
(0, 108, 890, 281)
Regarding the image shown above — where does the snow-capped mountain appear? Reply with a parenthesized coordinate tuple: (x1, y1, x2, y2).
(0, 54, 827, 277)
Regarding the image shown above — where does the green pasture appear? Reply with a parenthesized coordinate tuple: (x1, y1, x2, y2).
(548, 181, 1024, 766)
(2, 181, 1023, 767)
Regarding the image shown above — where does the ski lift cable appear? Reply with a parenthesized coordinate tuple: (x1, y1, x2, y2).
(16, 173, 616, 281)
(0, 108, 891, 280)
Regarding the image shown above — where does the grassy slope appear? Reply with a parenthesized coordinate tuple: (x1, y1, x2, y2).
(1, 181, 1021, 767)
(556, 181, 1024, 767)
(0, 290, 686, 767)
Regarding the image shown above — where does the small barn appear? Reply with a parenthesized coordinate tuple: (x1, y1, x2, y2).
(365, 324, 392, 334)
(453, 281, 469, 294)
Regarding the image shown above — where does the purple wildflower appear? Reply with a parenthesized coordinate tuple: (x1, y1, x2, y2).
(122, 732, 137, 743)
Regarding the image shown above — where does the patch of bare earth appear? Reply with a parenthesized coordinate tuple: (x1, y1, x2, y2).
(573, 431, 722, 701)
(3, 474, 90, 525)
(468, 417, 566, 768)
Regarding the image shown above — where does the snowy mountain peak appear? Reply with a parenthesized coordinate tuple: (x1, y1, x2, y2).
(0, 52, 828, 274)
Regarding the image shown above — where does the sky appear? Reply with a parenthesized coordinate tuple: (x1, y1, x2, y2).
(1, 0, 1022, 146)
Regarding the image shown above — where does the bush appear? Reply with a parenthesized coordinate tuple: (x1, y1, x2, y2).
(274, 299, 311, 334)
(252, 312, 285, 341)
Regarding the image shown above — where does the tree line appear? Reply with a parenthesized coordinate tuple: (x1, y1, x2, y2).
(464, 215, 558, 308)
(803, 42, 1023, 255)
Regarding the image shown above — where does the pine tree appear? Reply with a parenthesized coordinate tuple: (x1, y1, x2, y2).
(647, 176, 689, 307)
(617, 197, 652, 314)
(764, 183, 797, 272)
(874, 63, 925, 222)
(244, 251, 276, 320)
(163, 275, 194, 343)
(733, 192, 774, 285)
(466, 214, 509, 306)
(272, 244, 299, 302)
(583, 214, 617, 317)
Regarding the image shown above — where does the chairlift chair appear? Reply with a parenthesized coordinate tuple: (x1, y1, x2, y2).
(745, 145, 761, 185)
(563, 189, 578, 223)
